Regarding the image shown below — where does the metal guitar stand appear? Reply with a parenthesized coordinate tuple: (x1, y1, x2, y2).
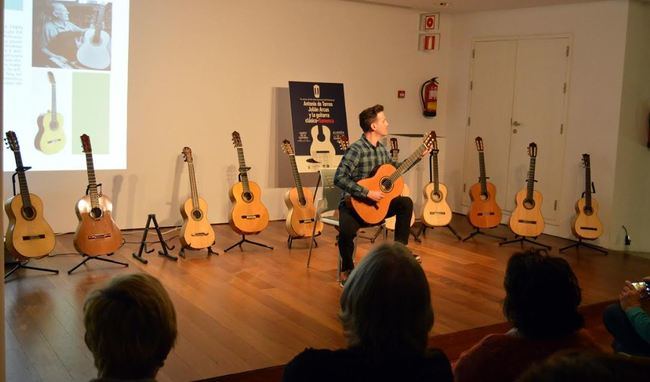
(417, 224, 462, 241)
(179, 244, 218, 258)
(132, 214, 177, 264)
(462, 228, 506, 242)
(500, 235, 551, 250)
(559, 238, 608, 255)
(5, 167, 59, 279)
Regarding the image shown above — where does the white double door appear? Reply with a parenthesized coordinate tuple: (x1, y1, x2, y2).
(461, 36, 570, 224)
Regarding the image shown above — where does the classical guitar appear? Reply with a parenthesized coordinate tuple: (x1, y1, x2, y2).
(421, 132, 453, 227)
(228, 131, 270, 235)
(179, 147, 216, 249)
(467, 137, 502, 229)
(384, 137, 416, 230)
(77, 2, 111, 70)
(35, 71, 65, 154)
(572, 154, 603, 240)
(349, 132, 434, 225)
(281, 140, 323, 237)
(309, 124, 336, 168)
(509, 143, 545, 237)
(73, 134, 123, 256)
(4, 131, 56, 259)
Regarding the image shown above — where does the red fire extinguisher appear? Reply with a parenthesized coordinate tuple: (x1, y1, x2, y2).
(421, 77, 438, 117)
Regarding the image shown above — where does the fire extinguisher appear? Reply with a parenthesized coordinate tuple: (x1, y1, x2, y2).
(421, 77, 438, 117)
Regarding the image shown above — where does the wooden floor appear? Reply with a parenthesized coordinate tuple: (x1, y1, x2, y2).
(5, 215, 650, 382)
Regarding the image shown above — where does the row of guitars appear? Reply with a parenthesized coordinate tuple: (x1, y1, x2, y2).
(467, 137, 602, 240)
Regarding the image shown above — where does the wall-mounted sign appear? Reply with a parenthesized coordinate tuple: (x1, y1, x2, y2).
(419, 33, 440, 52)
(420, 13, 439, 32)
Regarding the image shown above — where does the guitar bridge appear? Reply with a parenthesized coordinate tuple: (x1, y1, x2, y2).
(88, 233, 112, 239)
(191, 232, 211, 237)
(241, 214, 261, 219)
(517, 219, 538, 225)
(579, 226, 598, 231)
(299, 218, 315, 224)
(477, 212, 496, 216)
(22, 234, 47, 240)
(428, 211, 446, 215)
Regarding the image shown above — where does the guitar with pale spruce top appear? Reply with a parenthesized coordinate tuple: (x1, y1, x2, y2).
(421, 132, 453, 227)
(509, 143, 545, 237)
(572, 154, 603, 240)
(179, 147, 216, 249)
(35, 71, 65, 154)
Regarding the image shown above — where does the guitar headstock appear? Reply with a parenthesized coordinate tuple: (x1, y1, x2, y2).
(337, 135, 349, 151)
(582, 153, 590, 168)
(422, 131, 435, 150)
(281, 139, 295, 156)
(528, 142, 537, 158)
(475, 137, 484, 152)
(81, 134, 92, 153)
(182, 147, 193, 163)
(4, 131, 19, 152)
(389, 137, 399, 153)
(47, 71, 56, 85)
(431, 131, 439, 153)
(231, 131, 242, 148)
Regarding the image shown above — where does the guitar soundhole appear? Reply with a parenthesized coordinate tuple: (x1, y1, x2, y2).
(523, 199, 536, 209)
(584, 206, 593, 216)
(21, 206, 36, 221)
(50, 120, 59, 129)
(90, 207, 104, 219)
(242, 191, 253, 203)
(480, 193, 488, 201)
(379, 178, 393, 193)
(192, 209, 203, 220)
(432, 191, 442, 202)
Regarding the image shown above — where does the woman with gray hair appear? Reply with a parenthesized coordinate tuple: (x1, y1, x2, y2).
(283, 242, 452, 382)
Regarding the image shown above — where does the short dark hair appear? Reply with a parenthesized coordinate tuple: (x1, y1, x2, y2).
(358, 104, 384, 133)
(503, 249, 583, 339)
(339, 242, 434, 358)
(84, 273, 177, 379)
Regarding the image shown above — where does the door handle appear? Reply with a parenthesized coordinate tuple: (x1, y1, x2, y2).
(512, 120, 522, 127)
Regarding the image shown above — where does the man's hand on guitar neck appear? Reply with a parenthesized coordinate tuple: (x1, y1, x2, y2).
(367, 190, 385, 202)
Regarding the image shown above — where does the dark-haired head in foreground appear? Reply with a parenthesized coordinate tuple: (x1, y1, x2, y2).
(84, 273, 177, 380)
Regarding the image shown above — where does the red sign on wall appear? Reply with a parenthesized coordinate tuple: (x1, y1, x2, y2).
(420, 13, 439, 32)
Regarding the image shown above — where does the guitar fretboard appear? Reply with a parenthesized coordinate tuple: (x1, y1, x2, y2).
(187, 162, 200, 211)
(12, 149, 33, 210)
(526, 157, 537, 202)
(433, 151, 440, 194)
(288, 154, 306, 205)
(478, 151, 488, 196)
(236, 147, 251, 194)
(84, 152, 100, 209)
(388, 143, 427, 183)
(584, 157, 592, 209)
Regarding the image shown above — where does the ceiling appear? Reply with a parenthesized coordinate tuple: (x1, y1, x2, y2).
(341, 0, 603, 13)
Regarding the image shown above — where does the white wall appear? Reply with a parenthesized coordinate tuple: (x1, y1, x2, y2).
(2, 0, 449, 232)
(611, 0, 650, 253)
(445, 0, 630, 247)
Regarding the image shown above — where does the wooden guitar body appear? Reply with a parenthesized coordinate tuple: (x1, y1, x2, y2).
(4, 194, 56, 259)
(229, 181, 269, 235)
(468, 182, 502, 228)
(509, 189, 545, 237)
(73, 195, 123, 256)
(284, 187, 322, 237)
(421, 182, 453, 227)
(572, 198, 603, 240)
(384, 184, 416, 230)
(77, 29, 111, 70)
(35, 112, 65, 154)
(350, 164, 404, 225)
(180, 197, 216, 249)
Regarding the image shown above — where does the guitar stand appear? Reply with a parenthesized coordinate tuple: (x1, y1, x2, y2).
(224, 235, 274, 253)
(68, 253, 128, 275)
(559, 238, 608, 255)
(5, 260, 59, 279)
(288, 233, 319, 249)
(417, 224, 462, 241)
(363, 225, 422, 243)
(179, 244, 218, 258)
(499, 235, 551, 250)
(132, 214, 177, 264)
(462, 228, 507, 242)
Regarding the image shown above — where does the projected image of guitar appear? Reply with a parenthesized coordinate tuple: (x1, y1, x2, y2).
(77, 2, 111, 70)
(73, 134, 123, 256)
(384, 137, 416, 230)
(572, 154, 603, 240)
(35, 71, 65, 154)
(467, 137, 502, 229)
(4, 131, 56, 259)
(228, 131, 270, 235)
(349, 132, 435, 225)
(421, 132, 453, 227)
(180, 147, 216, 249)
(509, 143, 545, 237)
(281, 140, 323, 238)
(309, 124, 336, 168)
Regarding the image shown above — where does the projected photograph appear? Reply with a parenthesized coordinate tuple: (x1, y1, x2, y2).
(32, 0, 113, 70)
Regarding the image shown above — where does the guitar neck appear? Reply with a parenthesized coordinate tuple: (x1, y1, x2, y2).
(433, 151, 440, 194)
(390, 143, 426, 183)
(288, 154, 306, 204)
(51, 82, 57, 116)
(12, 150, 33, 209)
(84, 152, 101, 209)
(526, 157, 536, 200)
(187, 162, 200, 211)
(236, 147, 251, 193)
(478, 151, 488, 195)
(585, 165, 592, 208)
(93, 6, 105, 41)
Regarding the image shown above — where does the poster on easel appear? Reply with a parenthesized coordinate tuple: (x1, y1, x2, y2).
(288, 81, 349, 173)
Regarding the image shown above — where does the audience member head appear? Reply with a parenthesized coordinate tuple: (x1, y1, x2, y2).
(503, 249, 583, 339)
(358, 104, 384, 133)
(84, 273, 177, 379)
(516, 350, 650, 381)
(340, 242, 434, 358)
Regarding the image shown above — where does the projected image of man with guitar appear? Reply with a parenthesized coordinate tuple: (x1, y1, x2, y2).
(334, 104, 432, 285)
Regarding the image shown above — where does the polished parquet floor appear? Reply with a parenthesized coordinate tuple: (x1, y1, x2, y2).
(5, 216, 650, 381)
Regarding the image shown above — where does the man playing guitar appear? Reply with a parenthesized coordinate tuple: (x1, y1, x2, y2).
(334, 104, 429, 285)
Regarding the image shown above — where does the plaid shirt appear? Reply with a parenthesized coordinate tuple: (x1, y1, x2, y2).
(334, 135, 398, 203)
